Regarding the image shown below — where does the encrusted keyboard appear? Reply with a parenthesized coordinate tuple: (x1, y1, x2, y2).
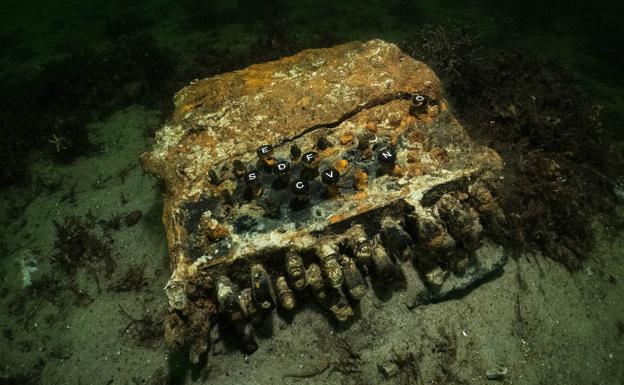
(141, 39, 506, 363)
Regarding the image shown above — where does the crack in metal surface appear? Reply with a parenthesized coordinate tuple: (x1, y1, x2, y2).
(276, 91, 416, 146)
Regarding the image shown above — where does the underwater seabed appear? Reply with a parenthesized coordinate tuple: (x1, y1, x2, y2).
(0, 104, 622, 384)
(1, 0, 624, 384)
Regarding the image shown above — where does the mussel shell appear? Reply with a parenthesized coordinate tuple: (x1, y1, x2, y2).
(381, 219, 414, 261)
(306, 263, 326, 300)
(215, 275, 239, 314)
(372, 244, 397, 284)
(339, 255, 367, 300)
(306, 263, 324, 291)
(251, 264, 276, 310)
(275, 276, 296, 311)
(346, 225, 373, 264)
(237, 288, 258, 319)
(286, 254, 308, 291)
(322, 257, 344, 289)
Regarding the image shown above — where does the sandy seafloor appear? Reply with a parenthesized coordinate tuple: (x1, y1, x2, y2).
(1, 1, 624, 384)
(1, 105, 623, 385)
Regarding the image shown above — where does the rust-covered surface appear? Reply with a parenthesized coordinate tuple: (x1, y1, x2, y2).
(141, 39, 505, 363)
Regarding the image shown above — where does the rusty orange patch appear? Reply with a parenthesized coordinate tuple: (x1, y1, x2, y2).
(335, 159, 349, 174)
(340, 131, 354, 145)
(354, 191, 368, 200)
(321, 147, 337, 158)
(353, 168, 368, 190)
(328, 214, 344, 224)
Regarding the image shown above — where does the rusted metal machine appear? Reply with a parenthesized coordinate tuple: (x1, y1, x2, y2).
(141, 39, 505, 362)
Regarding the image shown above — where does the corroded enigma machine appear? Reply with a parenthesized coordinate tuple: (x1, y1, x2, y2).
(142, 40, 506, 362)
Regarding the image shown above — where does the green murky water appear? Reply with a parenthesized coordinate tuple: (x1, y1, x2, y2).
(1, 1, 622, 384)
